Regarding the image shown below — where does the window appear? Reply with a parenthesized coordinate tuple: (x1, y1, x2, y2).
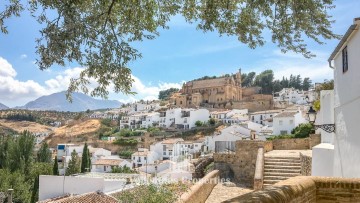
(163, 152, 166, 155)
(279, 120, 283, 125)
(163, 145, 166, 151)
(280, 130, 288, 135)
(342, 46, 348, 73)
(144, 156, 147, 161)
(289, 120, 294, 124)
(169, 151, 172, 156)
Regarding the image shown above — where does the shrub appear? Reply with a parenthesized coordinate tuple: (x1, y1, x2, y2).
(114, 138, 138, 146)
(195, 120, 203, 127)
(292, 123, 313, 138)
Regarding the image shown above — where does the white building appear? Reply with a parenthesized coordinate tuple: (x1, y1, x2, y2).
(205, 125, 255, 151)
(150, 138, 184, 161)
(312, 18, 360, 178)
(131, 148, 159, 167)
(158, 108, 210, 129)
(272, 110, 307, 135)
(210, 109, 248, 124)
(120, 112, 160, 129)
(273, 88, 316, 108)
(91, 159, 132, 173)
(249, 110, 282, 126)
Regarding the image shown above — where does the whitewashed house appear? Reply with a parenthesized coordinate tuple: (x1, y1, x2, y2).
(249, 110, 282, 126)
(210, 109, 248, 124)
(131, 148, 159, 167)
(176, 108, 210, 129)
(91, 159, 132, 173)
(205, 125, 255, 151)
(150, 138, 184, 161)
(119, 112, 160, 129)
(272, 110, 307, 135)
(312, 18, 360, 178)
(273, 88, 314, 107)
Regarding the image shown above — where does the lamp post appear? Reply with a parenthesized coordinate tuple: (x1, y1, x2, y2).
(306, 106, 335, 133)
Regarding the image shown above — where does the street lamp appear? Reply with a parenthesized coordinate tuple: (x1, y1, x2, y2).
(306, 106, 335, 133)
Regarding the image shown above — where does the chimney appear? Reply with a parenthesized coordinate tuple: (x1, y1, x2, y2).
(354, 17, 360, 25)
(7, 189, 13, 203)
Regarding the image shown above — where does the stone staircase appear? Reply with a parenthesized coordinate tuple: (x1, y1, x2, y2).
(263, 156, 301, 187)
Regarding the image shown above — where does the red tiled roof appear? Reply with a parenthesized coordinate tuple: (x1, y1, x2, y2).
(37, 191, 118, 203)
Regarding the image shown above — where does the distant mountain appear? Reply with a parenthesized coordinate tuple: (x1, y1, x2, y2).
(0, 103, 9, 110)
(20, 92, 121, 112)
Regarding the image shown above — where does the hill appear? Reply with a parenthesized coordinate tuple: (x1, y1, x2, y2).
(20, 91, 121, 112)
(0, 119, 53, 133)
(0, 103, 9, 110)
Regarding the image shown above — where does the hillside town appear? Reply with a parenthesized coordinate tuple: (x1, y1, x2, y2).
(0, 1, 359, 203)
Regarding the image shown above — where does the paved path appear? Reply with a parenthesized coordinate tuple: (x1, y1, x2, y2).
(265, 150, 312, 157)
(205, 183, 253, 203)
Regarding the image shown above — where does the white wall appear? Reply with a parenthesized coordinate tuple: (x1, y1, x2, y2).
(39, 176, 104, 201)
(332, 20, 360, 178)
(312, 143, 334, 176)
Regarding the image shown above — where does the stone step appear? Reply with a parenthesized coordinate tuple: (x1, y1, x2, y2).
(264, 172, 300, 177)
(263, 176, 289, 180)
(263, 180, 279, 184)
(264, 158, 300, 163)
(265, 165, 301, 170)
(265, 162, 301, 166)
(264, 168, 301, 173)
(264, 156, 300, 160)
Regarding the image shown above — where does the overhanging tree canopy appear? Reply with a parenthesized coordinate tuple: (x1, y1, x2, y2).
(0, 0, 339, 100)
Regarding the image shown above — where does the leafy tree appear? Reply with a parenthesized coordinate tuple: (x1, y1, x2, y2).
(0, 1, 339, 99)
(29, 163, 52, 203)
(195, 120, 203, 127)
(291, 123, 314, 138)
(313, 100, 321, 111)
(272, 80, 282, 93)
(302, 77, 312, 91)
(0, 169, 32, 203)
(316, 79, 334, 93)
(6, 131, 35, 174)
(37, 142, 52, 163)
(81, 143, 90, 173)
(66, 150, 80, 175)
(111, 165, 136, 173)
(254, 70, 274, 94)
(208, 118, 216, 125)
(158, 88, 180, 100)
(53, 158, 59, 176)
(241, 72, 256, 87)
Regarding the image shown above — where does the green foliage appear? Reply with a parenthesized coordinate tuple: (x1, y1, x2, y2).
(117, 129, 143, 137)
(195, 120, 203, 127)
(101, 118, 112, 127)
(158, 88, 179, 100)
(37, 142, 52, 163)
(66, 150, 80, 175)
(5, 113, 36, 122)
(115, 183, 188, 203)
(0, 1, 338, 99)
(147, 127, 161, 133)
(204, 162, 214, 174)
(111, 165, 136, 173)
(313, 100, 321, 111)
(316, 79, 334, 93)
(0, 169, 32, 203)
(291, 123, 313, 138)
(29, 162, 52, 203)
(81, 143, 91, 173)
(118, 150, 133, 159)
(53, 158, 59, 176)
(266, 134, 295, 140)
(114, 138, 138, 146)
(241, 72, 256, 87)
(208, 118, 216, 125)
(255, 70, 274, 94)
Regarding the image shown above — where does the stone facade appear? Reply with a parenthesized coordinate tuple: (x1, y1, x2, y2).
(179, 170, 220, 203)
(272, 138, 310, 150)
(222, 176, 360, 203)
(214, 140, 272, 187)
(170, 70, 273, 110)
(300, 152, 312, 176)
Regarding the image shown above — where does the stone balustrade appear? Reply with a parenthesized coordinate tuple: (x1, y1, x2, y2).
(253, 148, 264, 190)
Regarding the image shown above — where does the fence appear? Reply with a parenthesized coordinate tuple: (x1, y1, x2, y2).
(215, 141, 236, 153)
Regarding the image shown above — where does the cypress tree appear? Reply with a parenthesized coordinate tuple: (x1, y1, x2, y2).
(53, 157, 59, 175)
(81, 143, 89, 173)
(66, 150, 80, 175)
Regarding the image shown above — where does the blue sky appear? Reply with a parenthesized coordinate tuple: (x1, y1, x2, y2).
(0, 0, 359, 107)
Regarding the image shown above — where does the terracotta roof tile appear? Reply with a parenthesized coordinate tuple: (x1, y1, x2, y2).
(38, 192, 118, 203)
(93, 159, 123, 166)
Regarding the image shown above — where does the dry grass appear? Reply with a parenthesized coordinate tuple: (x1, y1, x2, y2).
(53, 119, 101, 137)
(0, 119, 52, 133)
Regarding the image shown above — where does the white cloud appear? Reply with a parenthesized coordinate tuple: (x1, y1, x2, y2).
(0, 56, 184, 106)
(20, 54, 27, 59)
(0, 57, 17, 77)
(250, 50, 333, 83)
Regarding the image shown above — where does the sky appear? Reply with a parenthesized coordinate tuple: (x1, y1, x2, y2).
(0, 0, 359, 107)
